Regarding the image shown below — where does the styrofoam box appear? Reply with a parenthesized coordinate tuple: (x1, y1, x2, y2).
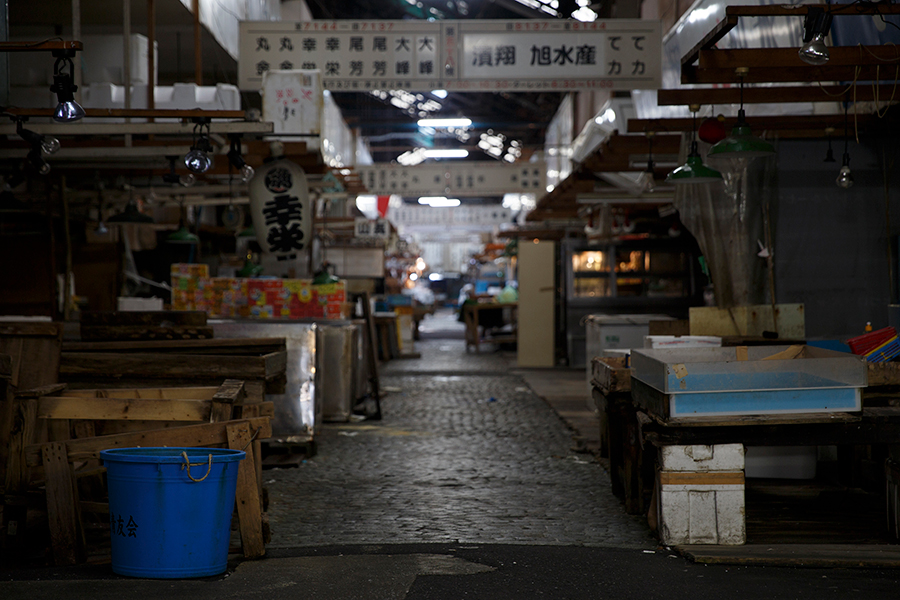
(644, 335, 721, 349)
(9, 34, 156, 87)
(659, 485, 746, 545)
(660, 444, 745, 472)
(658, 443, 746, 545)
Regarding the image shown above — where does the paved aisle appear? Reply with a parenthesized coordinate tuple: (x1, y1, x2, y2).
(266, 334, 653, 548)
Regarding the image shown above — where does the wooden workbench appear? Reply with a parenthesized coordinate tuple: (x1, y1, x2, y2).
(462, 302, 517, 352)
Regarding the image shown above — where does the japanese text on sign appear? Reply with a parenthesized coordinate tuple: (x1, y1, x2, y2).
(239, 19, 661, 92)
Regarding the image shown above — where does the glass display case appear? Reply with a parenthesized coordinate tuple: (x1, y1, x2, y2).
(563, 237, 703, 367)
(569, 245, 692, 300)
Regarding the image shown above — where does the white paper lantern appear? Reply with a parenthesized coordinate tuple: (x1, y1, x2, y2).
(248, 158, 311, 261)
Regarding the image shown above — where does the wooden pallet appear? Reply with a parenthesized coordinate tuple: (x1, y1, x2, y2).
(3, 380, 272, 566)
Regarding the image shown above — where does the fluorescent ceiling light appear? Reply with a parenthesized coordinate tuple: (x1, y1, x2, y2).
(417, 118, 472, 128)
(418, 196, 461, 207)
(431, 89, 448, 98)
(422, 149, 468, 159)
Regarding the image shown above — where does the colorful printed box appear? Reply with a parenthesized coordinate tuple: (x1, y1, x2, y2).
(170, 264, 347, 320)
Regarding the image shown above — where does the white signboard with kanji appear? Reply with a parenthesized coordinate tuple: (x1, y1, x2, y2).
(354, 217, 391, 240)
(355, 162, 546, 197)
(262, 70, 323, 135)
(239, 20, 661, 92)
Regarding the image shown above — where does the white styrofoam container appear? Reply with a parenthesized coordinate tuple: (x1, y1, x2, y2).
(644, 335, 722, 349)
(9, 34, 156, 87)
(658, 485, 746, 545)
(660, 444, 745, 472)
(657, 443, 746, 545)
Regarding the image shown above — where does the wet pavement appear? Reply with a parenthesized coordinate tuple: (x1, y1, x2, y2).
(4, 309, 900, 598)
(266, 338, 652, 548)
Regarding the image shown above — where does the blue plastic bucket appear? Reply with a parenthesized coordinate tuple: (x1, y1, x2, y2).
(100, 447, 246, 578)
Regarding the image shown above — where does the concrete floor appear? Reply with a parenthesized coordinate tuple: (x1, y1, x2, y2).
(3, 309, 900, 597)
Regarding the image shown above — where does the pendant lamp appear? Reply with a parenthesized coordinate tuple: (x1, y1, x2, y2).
(836, 104, 854, 189)
(707, 68, 776, 159)
(636, 131, 657, 193)
(666, 105, 723, 185)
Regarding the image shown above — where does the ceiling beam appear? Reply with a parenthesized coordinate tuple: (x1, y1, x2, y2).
(627, 113, 882, 135)
(0, 121, 273, 136)
(657, 84, 898, 106)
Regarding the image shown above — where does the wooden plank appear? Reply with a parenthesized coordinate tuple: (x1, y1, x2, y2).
(79, 311, 207, 327)
(4, 397, 37, 494)
(38, 396, 211, 421)
(262, 351, 288, 380)
(0, 353, 10, 379)
(867, 362, 900, 388)
(0, 322, 64, 338)
(59, 352, 275, 380)
(591, 356, 631, 394)
(79, 325, 214, 341)
(62, 337, 287, 354)
(658, 84, 900, 106)
(761, 345, 805, 361)
(58, 386, 219, 400)
(210, 380, 244, 423)
(42, 442, 82, 565)
(14, 383, 68, 398)
(25, 417, 272, 466)
(226, 422, 265, 559)
(678, 544, 900, 568)
(659, 471, 745, 486)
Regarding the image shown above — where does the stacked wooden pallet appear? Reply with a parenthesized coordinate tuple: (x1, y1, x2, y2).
(2, 380, 273, 566)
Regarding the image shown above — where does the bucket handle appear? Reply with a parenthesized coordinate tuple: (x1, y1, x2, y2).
(181, 451, 213, 482)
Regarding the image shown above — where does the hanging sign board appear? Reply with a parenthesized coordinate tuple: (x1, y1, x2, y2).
(356, 161, 546, 197)
(261, 69, 324, 135)
(354, 217, 391, 240)
(248, 159, 311, 261)
(239, 19, 661, 92)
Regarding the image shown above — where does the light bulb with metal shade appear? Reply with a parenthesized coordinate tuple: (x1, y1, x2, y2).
(27, 148, 51, 175)
(836, 154, 854, 189)
(184, 144, 213, 174)
(636, 169, 656, 193)
(798, 34, 829, 66)
(240, 163, 255, 183)
(41, 136, 61, 155)
(50, 72, 86, 123)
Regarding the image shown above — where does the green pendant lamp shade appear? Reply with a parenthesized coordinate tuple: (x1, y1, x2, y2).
(666, 105, 723, 185)
(166, 225, 199, 244)
(707, 108, 776, 159)
(667, 142, 725, 184)
(707, 69, 775, 159)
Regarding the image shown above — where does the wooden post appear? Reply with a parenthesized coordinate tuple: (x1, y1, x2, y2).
(210, 379, 244, 423)
(358, 292, 382, 420)
(42, 442, 84, 565)
(226, 422, 265, 558)
(1, 396, 37, 560)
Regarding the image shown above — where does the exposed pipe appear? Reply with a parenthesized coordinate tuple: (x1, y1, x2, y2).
(123, 0, 132, 147)
(147, 0, 155, 112)
(193, 0, 202, 85)
(123, 0, 131, 110)
(71, 0, 81, 102)
(0, 0, 7, 107)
